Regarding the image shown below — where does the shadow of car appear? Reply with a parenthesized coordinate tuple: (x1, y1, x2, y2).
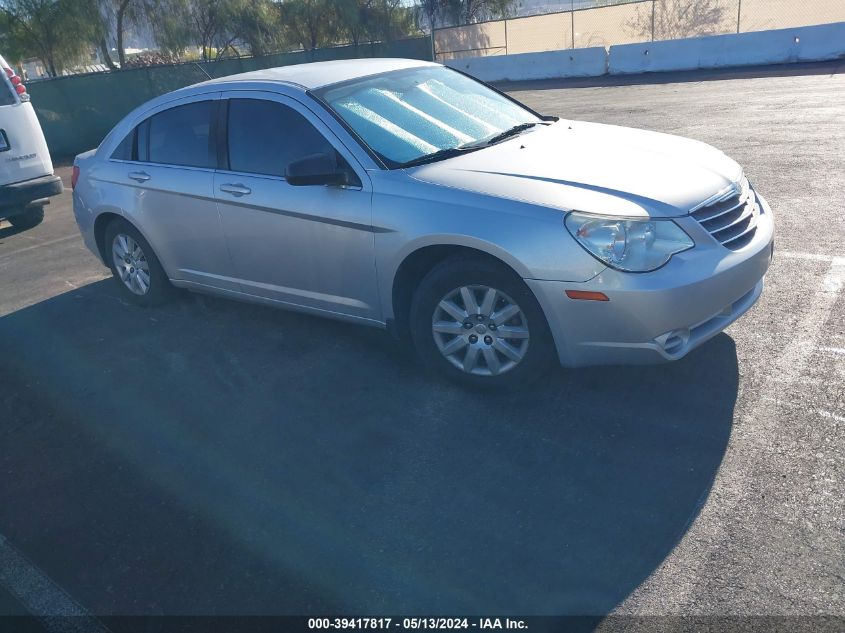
(0, 279, 738, 617)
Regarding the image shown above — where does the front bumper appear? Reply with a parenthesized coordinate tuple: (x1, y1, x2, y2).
(0, 174, 63, 212)
(528, 193, 775, 367)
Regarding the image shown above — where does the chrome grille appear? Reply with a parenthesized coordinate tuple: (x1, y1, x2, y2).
(690, 178, 759, 250)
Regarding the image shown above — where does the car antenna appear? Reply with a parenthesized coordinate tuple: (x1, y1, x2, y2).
(193, 62, 212, 81)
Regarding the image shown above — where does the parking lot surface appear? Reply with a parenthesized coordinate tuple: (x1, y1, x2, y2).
(1, 63, 843, 624)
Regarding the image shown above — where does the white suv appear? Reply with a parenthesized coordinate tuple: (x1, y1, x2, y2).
(0, 53, 62, 229)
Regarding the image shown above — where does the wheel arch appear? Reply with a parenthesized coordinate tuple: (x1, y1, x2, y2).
(93, 211, 123, 264)
(94, 211, 167, 276)
(389, 241, 532, 341)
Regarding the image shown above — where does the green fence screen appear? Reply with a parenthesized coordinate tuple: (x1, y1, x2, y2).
(27, 36, 433, 159)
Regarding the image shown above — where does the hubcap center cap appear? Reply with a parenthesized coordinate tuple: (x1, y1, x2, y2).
(475, 324, 487, 334)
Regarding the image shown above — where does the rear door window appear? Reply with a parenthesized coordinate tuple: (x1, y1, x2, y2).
(226, 98, 335, 177)
(144, 100, 215, 168)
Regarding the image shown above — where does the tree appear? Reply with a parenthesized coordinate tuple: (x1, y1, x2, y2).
(0, 0, 94, 76)
(190, 0, 259, 60)
(0, 8, 29, 63)
(234, 0, 285, 57)
(627, 0, 728, 41)
(108, 0, 149, 66)
(416, 0, 447, 32)
(368, 0, 416, 43)
(86, 0, 189, 70)
(335, 0, 415, 46)
(334, 0, 370, 46)
(146, 0, 193, 57)
(450, 0, 514, 25)
(277, 0, 336, 51)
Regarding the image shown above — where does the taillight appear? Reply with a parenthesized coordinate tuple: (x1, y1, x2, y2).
(71, 166, 80, 190)
(3, 67, 28, 100)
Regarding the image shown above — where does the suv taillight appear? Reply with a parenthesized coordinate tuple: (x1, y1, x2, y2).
(3, 67, 28, 101)
(71, 166, 80, 190)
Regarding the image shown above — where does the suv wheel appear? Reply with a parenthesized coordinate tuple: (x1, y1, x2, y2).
(104, 218, 172, 306)
(7, 205, 44, 229)
(410, 256, 556, 388)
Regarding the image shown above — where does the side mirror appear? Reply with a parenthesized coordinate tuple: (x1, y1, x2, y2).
(286, 152, 350, 187)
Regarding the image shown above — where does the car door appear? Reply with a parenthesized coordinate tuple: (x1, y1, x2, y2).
(214, 91, 380, 322)
(107, 93, 239, 292)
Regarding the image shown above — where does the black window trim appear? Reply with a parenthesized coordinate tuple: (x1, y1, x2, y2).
(137, 119, 149, 163)
(216, 98, 229, 171)
(130, 126, 138, 161)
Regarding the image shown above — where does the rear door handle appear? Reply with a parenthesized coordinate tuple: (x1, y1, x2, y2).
(128, 171, 150, 183)
(220, 183, 251, 197)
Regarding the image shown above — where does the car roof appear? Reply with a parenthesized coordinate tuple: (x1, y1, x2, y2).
(96, 58, 441, 160)
(201, 58, 438, 91)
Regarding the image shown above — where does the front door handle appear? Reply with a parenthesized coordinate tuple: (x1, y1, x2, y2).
(128, 171, 150, 183)
(220, 183, 251, 197)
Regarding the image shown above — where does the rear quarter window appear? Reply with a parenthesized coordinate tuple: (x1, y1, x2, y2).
(111, 130, 135, 161)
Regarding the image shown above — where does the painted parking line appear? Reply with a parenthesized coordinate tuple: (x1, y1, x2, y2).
(0, 235, 80, 261)
(0, 534, 109, 633)
(615, 251, 845, 614)
(815, 409, 845, 423)
(778, 250, 845, 264)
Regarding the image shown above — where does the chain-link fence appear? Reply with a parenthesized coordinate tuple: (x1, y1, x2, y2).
(28, 37, 431, 159)
(433, 0, 845, 60)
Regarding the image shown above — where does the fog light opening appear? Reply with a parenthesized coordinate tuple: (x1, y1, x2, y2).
(662, 330, 689, 355)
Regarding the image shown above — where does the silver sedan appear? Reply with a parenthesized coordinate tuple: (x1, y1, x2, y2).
(72, 58, 774, 387)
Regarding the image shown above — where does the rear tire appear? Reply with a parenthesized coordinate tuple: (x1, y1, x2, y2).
(104, 218, 173, 306)
(7, 205, 44, 229)
(410, 256, 556, 389)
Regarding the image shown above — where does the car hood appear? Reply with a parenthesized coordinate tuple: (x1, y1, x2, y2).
(407, 121, 743, 218)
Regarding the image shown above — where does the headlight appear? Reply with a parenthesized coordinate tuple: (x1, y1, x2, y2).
(564, 212, 694, 272)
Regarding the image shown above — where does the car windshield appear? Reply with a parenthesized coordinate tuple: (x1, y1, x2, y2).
(316, 66, 542, 168)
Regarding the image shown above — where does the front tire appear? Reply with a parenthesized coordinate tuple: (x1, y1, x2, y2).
(410, 256, 556, 388)
(104, 218, 172, 306)
(7, 205, 44, 229)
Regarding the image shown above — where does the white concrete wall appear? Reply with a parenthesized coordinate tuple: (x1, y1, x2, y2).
(446, 21, 845, 83)
(609, 22, 845, 75)
(444, 47, 607, 82)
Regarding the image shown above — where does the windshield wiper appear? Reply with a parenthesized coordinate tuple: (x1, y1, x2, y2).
(398, 145, 482, 169)
(397, 122, 548, 169)
(465, 121, 546, 149)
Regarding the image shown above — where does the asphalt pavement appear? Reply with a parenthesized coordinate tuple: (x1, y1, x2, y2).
(0, 62, 842, 627)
